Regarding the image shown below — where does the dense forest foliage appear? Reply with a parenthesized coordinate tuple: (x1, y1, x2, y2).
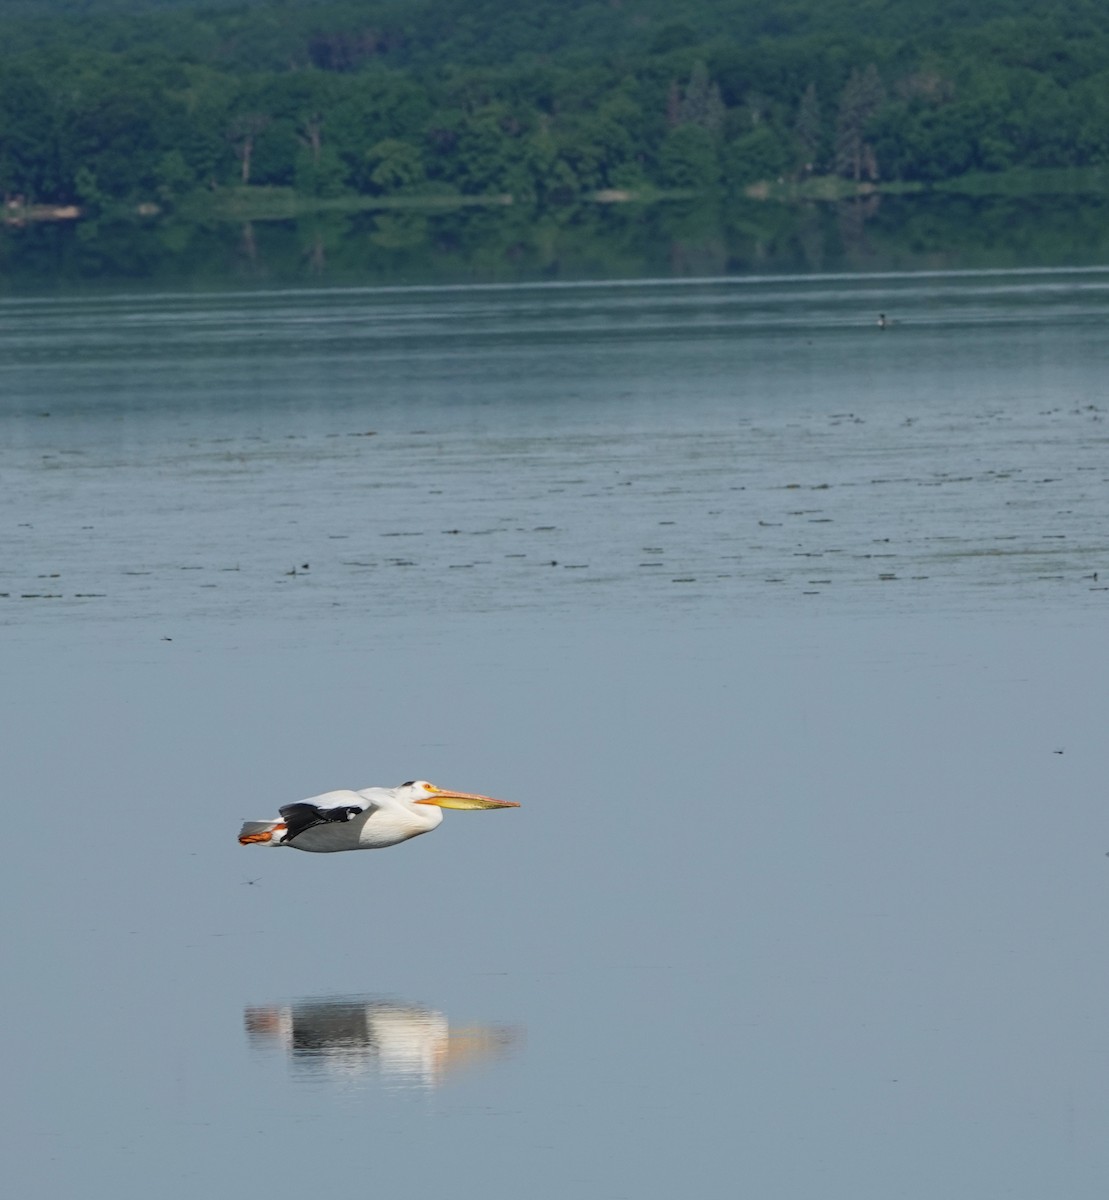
(2, 0, 1109, 214)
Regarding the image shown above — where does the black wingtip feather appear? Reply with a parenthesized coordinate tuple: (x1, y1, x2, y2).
(278, 802, 363, 842)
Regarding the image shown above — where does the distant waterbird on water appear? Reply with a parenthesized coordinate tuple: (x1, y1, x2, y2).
(238, 779, 519, 853)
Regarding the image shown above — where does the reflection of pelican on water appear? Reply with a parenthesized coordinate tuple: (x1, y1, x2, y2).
(245, 996, 521, 1088)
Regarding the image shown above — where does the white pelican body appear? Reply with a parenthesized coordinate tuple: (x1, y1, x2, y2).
(238, 779, 518, 853)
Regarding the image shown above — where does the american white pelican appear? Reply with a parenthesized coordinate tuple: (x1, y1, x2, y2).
(238, 779, 518, 853)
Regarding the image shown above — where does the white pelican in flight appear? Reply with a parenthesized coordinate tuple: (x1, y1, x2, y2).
(238, 779, 518, 853)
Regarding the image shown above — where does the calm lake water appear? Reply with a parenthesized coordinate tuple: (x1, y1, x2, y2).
(4, 269, 1109, 1199)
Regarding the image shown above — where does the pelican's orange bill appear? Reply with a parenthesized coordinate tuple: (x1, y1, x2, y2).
(415, 789, 519, 811)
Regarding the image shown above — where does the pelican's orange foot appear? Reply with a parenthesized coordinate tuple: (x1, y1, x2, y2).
(238, 822, 286, 845)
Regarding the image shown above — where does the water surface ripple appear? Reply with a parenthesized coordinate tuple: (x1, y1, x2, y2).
(3, 268, 1108, 630)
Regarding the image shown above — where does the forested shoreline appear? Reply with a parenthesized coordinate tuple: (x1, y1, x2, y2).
(3, 0, 1109, 221)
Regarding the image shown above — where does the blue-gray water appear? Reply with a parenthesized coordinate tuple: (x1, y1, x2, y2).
(3, 270, 1109, 1199)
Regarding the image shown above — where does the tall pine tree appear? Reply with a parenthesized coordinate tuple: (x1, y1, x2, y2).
(834, 66, 885, 181)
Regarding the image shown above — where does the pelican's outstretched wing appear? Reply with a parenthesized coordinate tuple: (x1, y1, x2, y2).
(278, 789, 375, 843)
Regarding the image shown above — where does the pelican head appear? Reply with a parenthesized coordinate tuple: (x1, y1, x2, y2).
(402, 780, 519, 811)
